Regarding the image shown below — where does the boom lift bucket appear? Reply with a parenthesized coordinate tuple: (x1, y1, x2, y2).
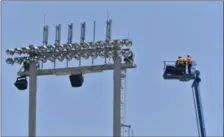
(163, 61, 197, 81)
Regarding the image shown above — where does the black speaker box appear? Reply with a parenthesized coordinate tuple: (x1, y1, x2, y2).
(14, 77, 28, 90)
(69, 74, 84, 87)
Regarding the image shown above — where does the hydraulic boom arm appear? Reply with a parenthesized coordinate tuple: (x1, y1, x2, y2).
(191, 70, 206, 137)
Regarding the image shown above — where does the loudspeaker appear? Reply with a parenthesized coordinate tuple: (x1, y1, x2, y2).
(14, 77, 28, 90)
(69, 74, 84, 87)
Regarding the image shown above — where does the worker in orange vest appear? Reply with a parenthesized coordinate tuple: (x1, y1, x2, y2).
(186, 54, 193, 74)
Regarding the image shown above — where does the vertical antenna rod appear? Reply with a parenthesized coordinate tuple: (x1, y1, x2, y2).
(105, 19, 112, 64)
(107, 8, 110, 20)
(80, 22, 86, 66)
(43, 26, 48, 46)
(92, 21, 96, 65)
(67, 23, 73, 67)
(42, 25, 48, 68)
(58, 24, 61, 45)
(55, 24, 61, 45)
(68, 23, 73, 44)
(44, 14, 46, 26)
(54, 24, 61, 68)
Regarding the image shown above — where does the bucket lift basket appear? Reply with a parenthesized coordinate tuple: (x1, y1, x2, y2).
(163, 61, 197, 81)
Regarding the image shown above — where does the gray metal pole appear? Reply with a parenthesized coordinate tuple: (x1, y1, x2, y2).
(128, 126, 131, 137)
(113, 57, 121, 137)
(28, 62, 37, 137)
(131, 129, 134, 137)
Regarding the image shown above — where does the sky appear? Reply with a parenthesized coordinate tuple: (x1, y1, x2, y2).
(2, 1, 223, 136)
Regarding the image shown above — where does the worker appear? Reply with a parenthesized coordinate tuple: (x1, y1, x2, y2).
(186, 54, 193, 74)
(23, 61, 29, 71)
(175, 56, 185, 75)
(36, 62, 40, 69)
(124, 52, 134, 64)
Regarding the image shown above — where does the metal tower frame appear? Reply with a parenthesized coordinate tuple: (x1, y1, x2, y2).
(6, 19, 136, 137)
(121, 124, 132, 137)
(120, 32, 133, 137)
(120, 69, 127, 136)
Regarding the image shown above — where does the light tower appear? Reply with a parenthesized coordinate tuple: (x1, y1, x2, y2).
(6, 19, 137, 137)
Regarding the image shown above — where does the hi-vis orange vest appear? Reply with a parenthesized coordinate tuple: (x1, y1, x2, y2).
(187, 57, 192, 65)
